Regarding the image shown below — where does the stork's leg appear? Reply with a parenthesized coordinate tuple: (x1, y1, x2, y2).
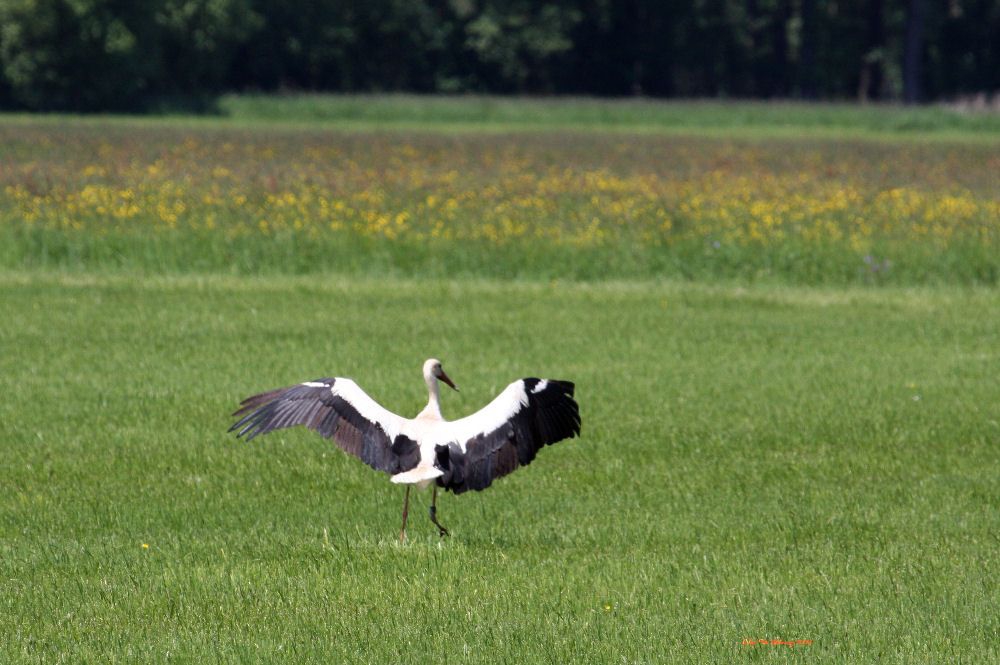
(399, 486, 411, 543)
(429, 485, 449, 538)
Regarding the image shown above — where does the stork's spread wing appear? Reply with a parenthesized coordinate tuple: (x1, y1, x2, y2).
(229, 378, 419, 475)
(433, 379, 580, 494)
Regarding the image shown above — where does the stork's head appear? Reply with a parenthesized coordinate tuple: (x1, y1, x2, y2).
(423, 358, 458, 391)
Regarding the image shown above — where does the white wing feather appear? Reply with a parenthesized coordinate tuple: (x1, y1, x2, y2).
(331, 378, 406, 439)
(429, 380, 529, 449)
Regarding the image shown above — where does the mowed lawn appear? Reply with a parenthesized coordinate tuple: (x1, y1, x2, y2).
(1, 272, 997, 663)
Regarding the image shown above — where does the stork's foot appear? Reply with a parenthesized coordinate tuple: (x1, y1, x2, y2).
(429, 505, 449, 538)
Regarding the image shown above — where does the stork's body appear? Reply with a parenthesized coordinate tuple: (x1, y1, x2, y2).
(229, 359, 581, 539)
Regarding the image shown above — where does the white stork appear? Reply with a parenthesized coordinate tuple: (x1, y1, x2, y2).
(229, 358, 581, 540)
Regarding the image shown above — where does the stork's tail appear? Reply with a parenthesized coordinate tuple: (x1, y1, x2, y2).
(391, 466, 444, 487)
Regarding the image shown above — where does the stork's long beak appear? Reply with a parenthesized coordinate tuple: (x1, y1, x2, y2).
(439, 370, 459, 391)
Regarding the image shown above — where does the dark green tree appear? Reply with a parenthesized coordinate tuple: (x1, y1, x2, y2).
(1, 0, 999, 109)
(0, 0, 159, 109)
(0, 0, 258, 110)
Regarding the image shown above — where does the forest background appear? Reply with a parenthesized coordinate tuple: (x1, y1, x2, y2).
(1, 0, 997, 112)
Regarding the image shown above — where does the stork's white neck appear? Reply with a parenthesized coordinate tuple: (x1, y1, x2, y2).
(417, 370, 443, 420)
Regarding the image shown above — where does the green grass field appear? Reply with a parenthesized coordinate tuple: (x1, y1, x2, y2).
(214, 94, 1000, 138)
(2, 99, 999, 662)
(3, 273, 998, 662)
(11, 94, 1000, 140)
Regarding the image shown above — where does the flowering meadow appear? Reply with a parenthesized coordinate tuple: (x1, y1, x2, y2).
(4, 108, 1000, 662)
(2, 119, 998, 283)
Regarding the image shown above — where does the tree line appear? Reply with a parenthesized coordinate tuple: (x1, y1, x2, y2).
(0, 0, 997, 111)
